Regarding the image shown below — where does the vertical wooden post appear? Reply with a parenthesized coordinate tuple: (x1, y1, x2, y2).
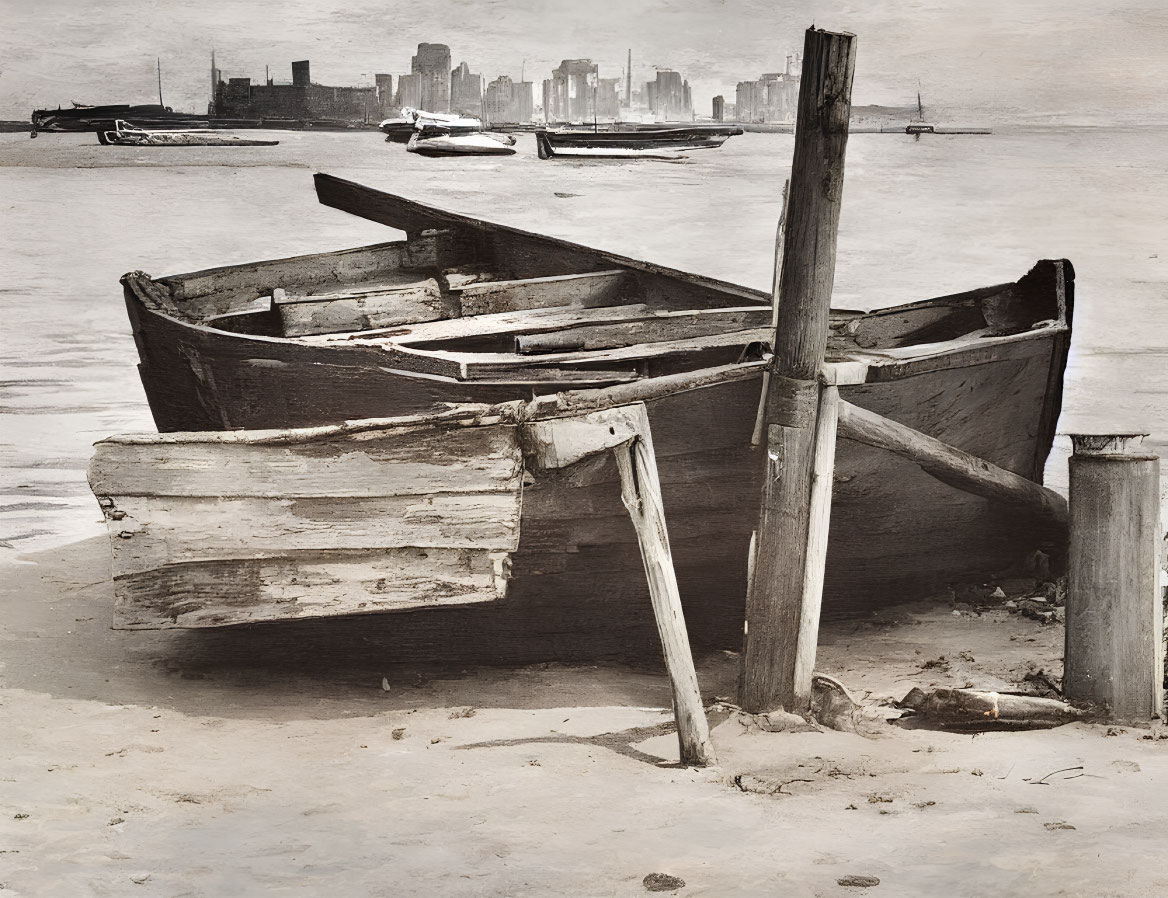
(615, 422, 716, 766)
(1064, 434, 1164, 723)
(741, 27, 856, 714)
(792, 382, 841, 701)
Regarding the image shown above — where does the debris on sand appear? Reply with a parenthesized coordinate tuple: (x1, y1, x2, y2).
(643, 872, 686, 891)
(838, 874, 880, 887)
(896, 687, 1087, 731)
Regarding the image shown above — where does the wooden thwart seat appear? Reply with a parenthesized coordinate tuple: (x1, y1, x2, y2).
(273, 278, 444, 337)
(453, 269, 638, 316)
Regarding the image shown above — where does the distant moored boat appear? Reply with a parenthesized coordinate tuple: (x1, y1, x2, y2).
(97, 120, 279, 147)
(405, 131, 517, 157)
(536, 124, 742, 160)
(380, 107, 483, 143)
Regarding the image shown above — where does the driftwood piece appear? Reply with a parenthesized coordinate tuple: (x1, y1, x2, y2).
(898, 687, 1088, 730)
(742, 27, 857, 715)
(111, 548, 512, 629)
(836, 399, 1069, 529)
(1065, 433, 1164, 722)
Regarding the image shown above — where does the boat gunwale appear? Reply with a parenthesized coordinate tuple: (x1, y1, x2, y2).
(126, 289, 1067, 392)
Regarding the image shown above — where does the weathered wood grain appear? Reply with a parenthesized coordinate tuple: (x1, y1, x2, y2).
(104, 492, 523, 576)
(116, 231, 1074, 662)
(836, 399, 1068, 528)
(113, 548, 512, 629)
(614, 416, 716, 766)
(792, 384, 840, 705)
(1064, 434, 1163, 723)
(456, 270, 638, 317)
(313, 173, 770, 306)
(743, 27, 856, 714)
(523, 406, 647, 470)
(275, 278, 444, 336)
(159, 241, 428, 312)
(384, 302, 655, 347)
(515, 307, 772, 354)
(91, 416, 526, 624)
(90, 425, 522, 498)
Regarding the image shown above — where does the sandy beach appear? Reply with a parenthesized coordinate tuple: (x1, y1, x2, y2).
(2, 535, 1165, 896)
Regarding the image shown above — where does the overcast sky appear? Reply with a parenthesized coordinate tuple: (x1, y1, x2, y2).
(2, 0, 1165, 123)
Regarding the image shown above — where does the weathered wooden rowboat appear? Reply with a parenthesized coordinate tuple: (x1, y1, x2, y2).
(104, 173, 1074, 658)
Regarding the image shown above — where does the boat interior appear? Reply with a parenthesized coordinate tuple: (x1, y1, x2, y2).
(124, 189, 1071, 388)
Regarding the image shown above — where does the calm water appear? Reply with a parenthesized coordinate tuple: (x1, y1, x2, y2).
(2, 127, 1166, 558)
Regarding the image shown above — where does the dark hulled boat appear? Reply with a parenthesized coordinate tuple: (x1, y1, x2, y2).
(31, 103, 206, 135)
(104, 173, 1072, 657)
(535, 124, 743, 159)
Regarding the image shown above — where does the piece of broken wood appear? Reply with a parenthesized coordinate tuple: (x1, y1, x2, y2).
(897, 686, 1088, 730)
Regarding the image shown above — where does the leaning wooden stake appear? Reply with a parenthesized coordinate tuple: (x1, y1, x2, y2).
(615, 424, 717, 766)
(1064, 433, 1164, 723)
(836, 399, 1069, 530)
(742, 26, 856, 714)
(523, 401, 714, 764)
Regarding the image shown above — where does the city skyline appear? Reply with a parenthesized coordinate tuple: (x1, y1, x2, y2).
(2, 0, 1166, 125)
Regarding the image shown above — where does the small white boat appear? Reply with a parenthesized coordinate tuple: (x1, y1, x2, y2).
(99, 120, 278, 147)
(380, 108, 483, 143)
(406, 132, 517, 157)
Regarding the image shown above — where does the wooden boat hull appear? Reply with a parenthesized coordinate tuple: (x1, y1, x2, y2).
(31, 104, 206, 133)
(406, 132, 517, 156)
(92, 332, 1066, 657)
(535, 128, 738, 160)
(536, 131, 691, 160)
(121, 310, 1070, 643)
(539, 125, 742, 149)
(101, 126, 279, 147)
(107, 176, 1074, 653)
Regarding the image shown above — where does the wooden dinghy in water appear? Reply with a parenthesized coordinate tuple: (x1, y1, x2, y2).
(109, 173, 1074, 653)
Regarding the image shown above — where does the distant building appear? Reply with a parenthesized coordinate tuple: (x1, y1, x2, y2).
(484, 76, 533, 124)
(735, 52, 802, 123)
(396, 73, 421, 109)
(647, 69, 691, 121)
(412, 43, 451, 112)
(375, 74, 394, 118)
(212, 59, 376, 122)
(712, 95, 724, 122)
(735, 80, 762, 123)
(450, 61, 482, 116)
(543, 59, 597, 123)
(596, 77, 621, 121)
